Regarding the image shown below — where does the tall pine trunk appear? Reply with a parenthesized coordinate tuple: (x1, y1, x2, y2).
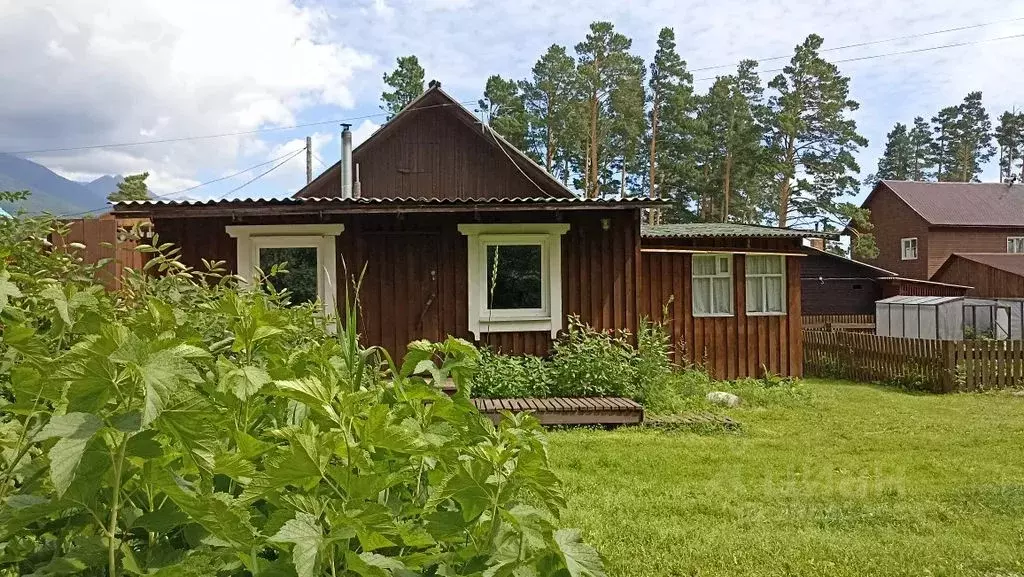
(722, 152, 732, 222)
(587, 56, 601, 198)
(778, 136, 795, 227)
(648, 97, 660, 225)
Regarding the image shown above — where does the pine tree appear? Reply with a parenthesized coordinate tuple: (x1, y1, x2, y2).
(575, 21, 640, 198)
(995, 110, 1024, 182)
(871, 123, 914, 181)
(931, 106, 958, 181)
(646, 27, 693, 222)
(381, 56, 425, 120)
(607, 54, 646, 198)
(478, 75, 528, 150)
(950, 91, 995, 182)
(908, 116, 935, 181)
(520, 45, 580, 182)
(765, 34, 868, 228)
(689, 61, 769, 223)
(107, 172, 150, 203)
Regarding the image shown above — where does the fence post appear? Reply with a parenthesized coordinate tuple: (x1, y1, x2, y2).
(940, 340, 956, 393)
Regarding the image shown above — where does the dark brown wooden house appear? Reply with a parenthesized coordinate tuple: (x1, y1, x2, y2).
(639, 223, 816, 379)
(853, 180, 1024, 279)
(932, 253, 1024, 298)
(802, 246, 970, 315)
(113, 84, 821, 379)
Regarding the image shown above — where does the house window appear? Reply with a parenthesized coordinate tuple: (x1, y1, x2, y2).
(692, 254, 733, 317)
(745, 255, 786, 315)
(458, 223, 570, 338)
(1008, 237, 1024, 253)
(226, 224, 344, 318)
(901, 237, 918, 260)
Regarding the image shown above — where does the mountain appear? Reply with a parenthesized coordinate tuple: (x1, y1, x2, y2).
(0, 153, 111, 215)
(80, 175, 124, 200)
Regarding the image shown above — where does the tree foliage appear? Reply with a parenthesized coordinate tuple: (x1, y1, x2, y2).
(479, 75, 528, 151)
(107, 173, 150, 203)
(765, 34, 868, 228)
(0, 214, 605, 577)
(646, 27, 693, 223)
(995, 110, 1024, 182)
(381, 55, 425, 120)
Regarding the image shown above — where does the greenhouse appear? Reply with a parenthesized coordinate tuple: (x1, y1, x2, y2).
(875, 295, 1024, 340)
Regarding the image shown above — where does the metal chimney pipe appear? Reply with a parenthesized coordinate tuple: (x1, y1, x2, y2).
(353, 163, 361, 198)
(340, 123, 353, 199)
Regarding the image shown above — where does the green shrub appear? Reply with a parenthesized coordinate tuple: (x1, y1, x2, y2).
(550, 317, 638, 397)
(0, 210, 605, 577)
(472, 348, 553, 398)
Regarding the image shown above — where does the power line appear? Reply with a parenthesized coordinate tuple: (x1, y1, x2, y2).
(693, 32, 1024, 82)
(690, 16, 1024, 73)
(311, 153, 330, 169)
(216, 147, 306, 200)
(58, 147, 305, 217)
(6, 101, 477, 156)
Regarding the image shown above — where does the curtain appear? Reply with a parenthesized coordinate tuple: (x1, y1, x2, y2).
(712, 277, 732, 314)
(693, 277, 711, 315)
(746, 276, 762, 312)
(765, 277, 784, 312)
(692, 255, 717, 276)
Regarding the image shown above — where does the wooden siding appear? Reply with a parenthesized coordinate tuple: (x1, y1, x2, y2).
(51, 218, 149, 290)
(299, 94, 569, 200)
(801, 251, 883, 315)
(639, 251, 803, 379)
(927, 227, 1024, 278)
(151, 209, 639, 359)
(855, 184, 931, 279)
(931, 255, 1024, 298)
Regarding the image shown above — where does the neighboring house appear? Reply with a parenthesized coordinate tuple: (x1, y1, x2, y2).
(853, 180, 1024, 280)
(113, 83, 822, 378)
(932, 253, 1024, 298)
(801, 244, 970, 315)
(639, 223, 817, 379)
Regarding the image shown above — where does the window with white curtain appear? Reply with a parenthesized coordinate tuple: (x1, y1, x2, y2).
(745, 255, 786, 315)
(1008, 237, 1024, 253)
(692, 254, 733, 316)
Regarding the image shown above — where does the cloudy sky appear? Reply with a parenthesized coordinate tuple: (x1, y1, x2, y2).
(2, 0, 1024, 212)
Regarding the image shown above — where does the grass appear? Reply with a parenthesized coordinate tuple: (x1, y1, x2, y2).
(548, 379, 1024, 577)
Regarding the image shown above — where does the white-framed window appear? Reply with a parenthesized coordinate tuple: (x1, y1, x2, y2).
(692, 254, 733, 317)
(745, 255, 787, 315)
(901, 237, 918, 260)
(1008, 237, 1024, 253)
(458, 223, 570, 338)
(226, 224, 344, 319)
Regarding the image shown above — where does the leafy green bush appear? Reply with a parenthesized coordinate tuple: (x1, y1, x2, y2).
(550, 317, 638, 398)
(471, 348, 553, 398)
(0, 212, 605, 577)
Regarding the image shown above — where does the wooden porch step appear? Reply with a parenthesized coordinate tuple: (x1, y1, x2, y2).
(472, 396, 644, 426)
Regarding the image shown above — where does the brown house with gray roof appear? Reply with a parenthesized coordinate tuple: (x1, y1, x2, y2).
(932, 253, 1024, 298)
(853, 180, 1024, 280)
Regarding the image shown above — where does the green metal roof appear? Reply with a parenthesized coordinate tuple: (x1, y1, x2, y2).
(641, 223, 831, 239)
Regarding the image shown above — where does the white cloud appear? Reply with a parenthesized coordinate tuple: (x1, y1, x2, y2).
(352, 119, 381, 147)
(1, 0, 373, 198)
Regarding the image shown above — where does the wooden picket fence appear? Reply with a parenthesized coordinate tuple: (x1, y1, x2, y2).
(802, 314, 875, 332)
(50, 217, 150, 291)
(804, 329, 1024, 392)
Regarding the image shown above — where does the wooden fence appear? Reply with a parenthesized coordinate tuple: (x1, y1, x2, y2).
(803, 314, 875, 332)
(51, 218, 150, 290)
(804, 329, 1024, 391)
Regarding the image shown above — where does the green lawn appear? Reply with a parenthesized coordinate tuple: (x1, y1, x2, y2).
(548, 380, 1024, 577)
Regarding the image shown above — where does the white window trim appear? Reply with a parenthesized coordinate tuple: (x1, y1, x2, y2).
(458, 223, 570, 338)
(226, 224, 344, 319)
(901, 237, 918, 261)
(745, 255, 787, 316)
(692, 253, 734, 318)
(1008, 236, 1024, 253)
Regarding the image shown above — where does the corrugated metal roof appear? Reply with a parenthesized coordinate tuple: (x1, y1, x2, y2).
(877, 295, 963, 305)
(950, 253, 1024, 276)
(113, 196, 662, 211)
(878, 180, 1024, 226)
(642, 223, 828, 239)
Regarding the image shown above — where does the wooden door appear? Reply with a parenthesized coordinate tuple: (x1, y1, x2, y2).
(352, 232, 441, 359)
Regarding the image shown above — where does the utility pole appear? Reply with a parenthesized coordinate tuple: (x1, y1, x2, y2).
(305, 136, 312, 184)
